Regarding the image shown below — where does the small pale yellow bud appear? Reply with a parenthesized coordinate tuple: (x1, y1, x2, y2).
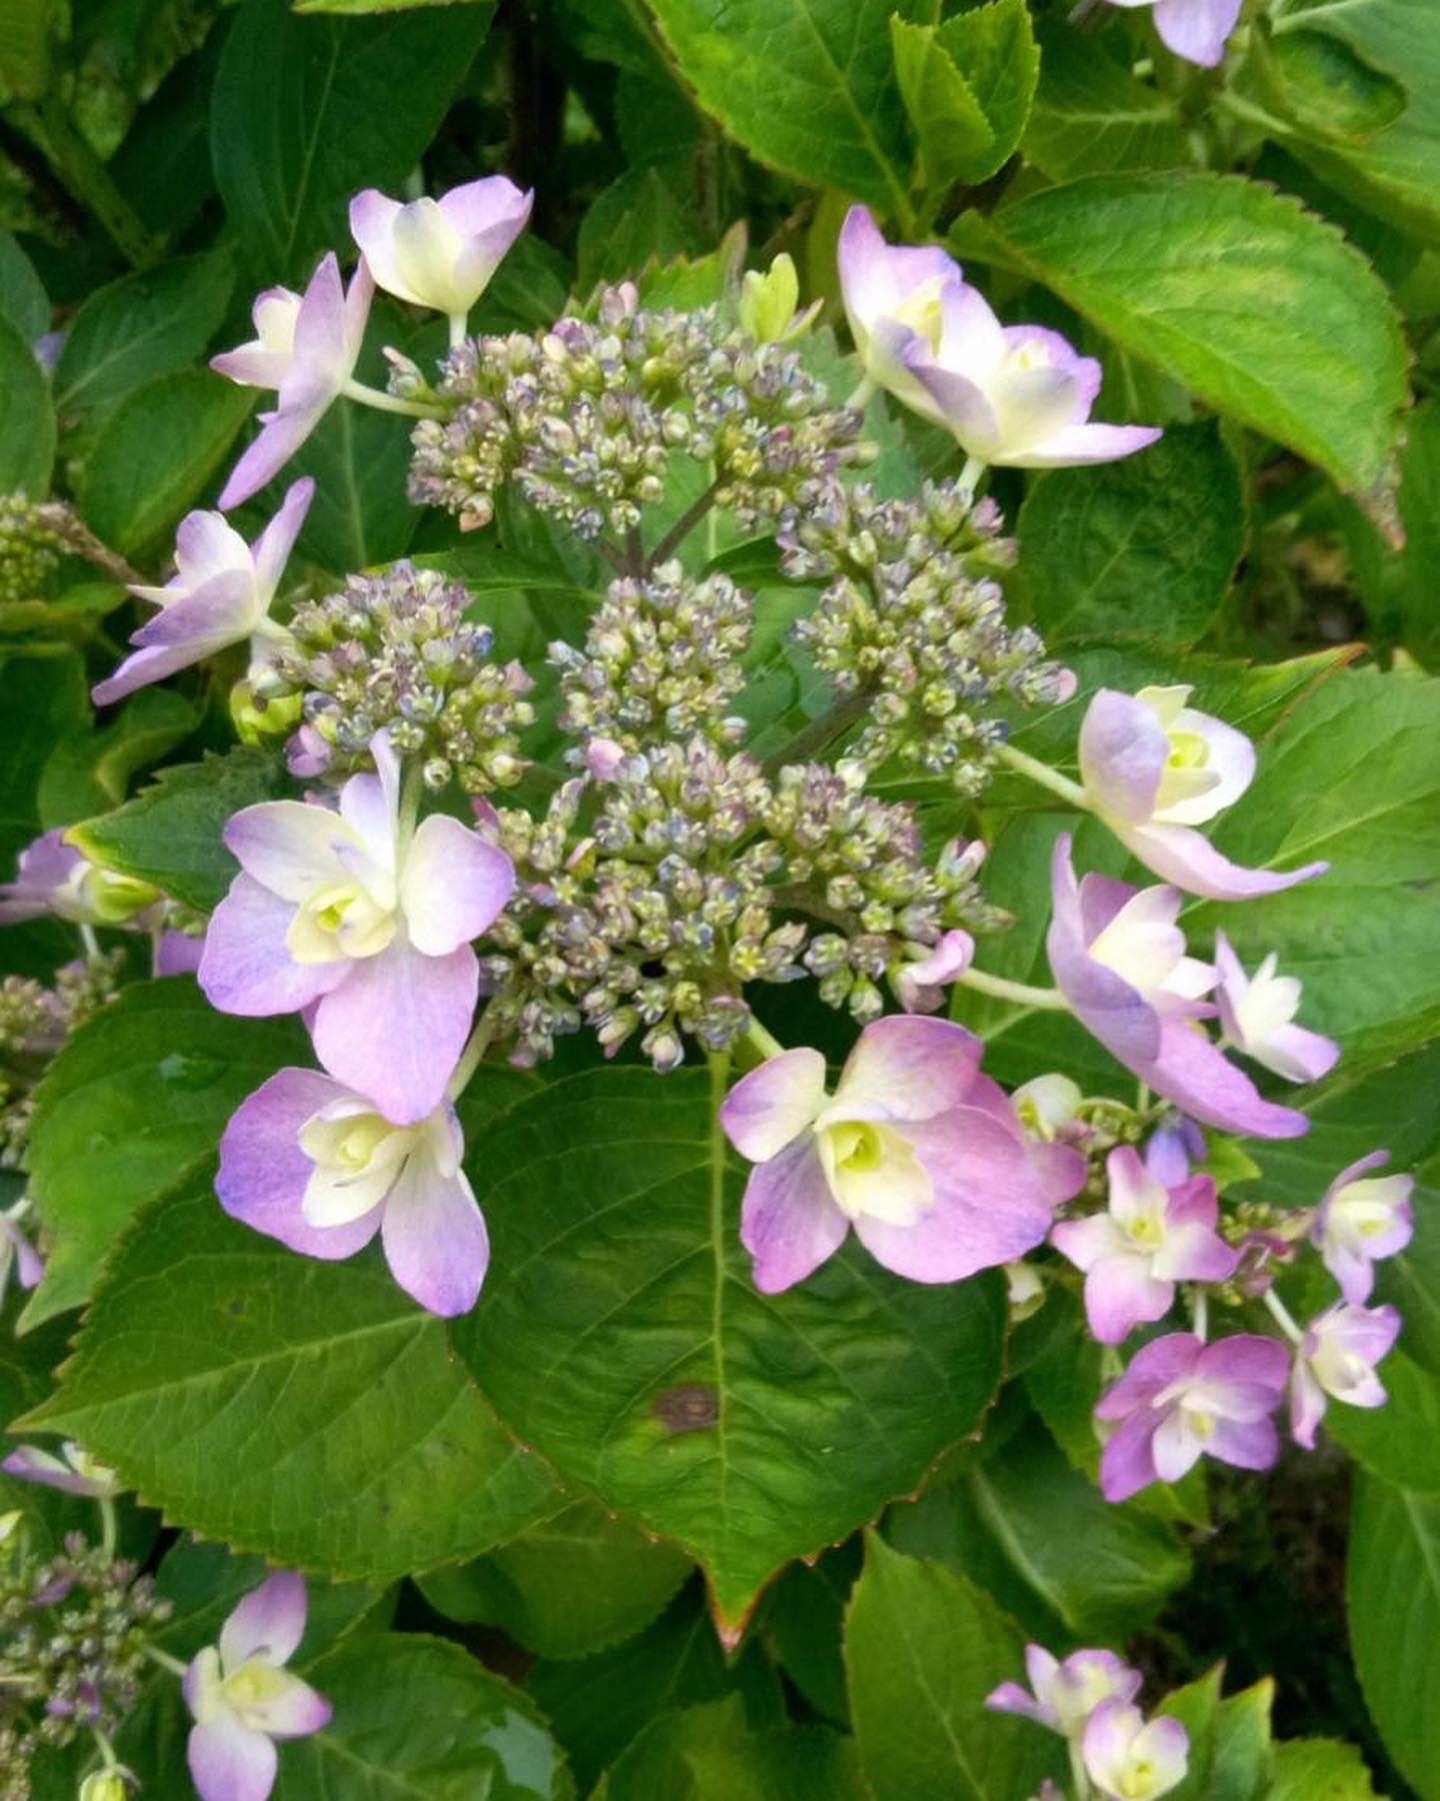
(230, 679, 303, 747)
(79, 1773, 130, 1801)
(739, 254, 803, 344)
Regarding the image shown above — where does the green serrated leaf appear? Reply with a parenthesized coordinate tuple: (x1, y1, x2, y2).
(963, 173, 1409, 502)
(54, 252, 235, 439)
(211, 0, 494, 284)
(1017, 422, 1245, 649)
(451, 1064, 1007, 1630)
(1024, 18, 1192, 184)
(23, 1168, 560, 1581)
(0, 315, 55, 497)
(20, 981, 306, 1327)
(1255, 0, 1440, 250)
(934, 0, 1038, 182)
(418, 1500, 692, 1660)
(845, 1535, 1066, 1800)
(599, 1695, 867, 1800)
(70, 747, 288, 913)
(0, 233, 49, 342)
(528, 1581, 785, 1791)
(890, 18, 993, 197)
(80, 371, 254, 557)
(645, 0, 924, 219)
(1267, 1735, 1384, 1800)
(1213, 1678, 1274, 1801)
(1157, 1666, 1221, 1801)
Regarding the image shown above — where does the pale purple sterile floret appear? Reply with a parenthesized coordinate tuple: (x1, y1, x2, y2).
(1213, 931, 1338, 1083)
(183, 1571, 331, 1801)
(1310, 1151, 1414, 1304)
(1096, 1332, 1289, 1502)
(349, 176, 532, 319)
(199, 734, 513, 1124)
(720, 1015, 1085, 1294)
(837, 207, 1159, 469)
(1047, 835, 1307, 1140)
(986, 1644, 1142, 1738)
(0, 830, 156, 927)
(1290, 1301, 1401, 1450)
(218, 1063, 489, 1317)
(1083, 1698, 1191, 1801)
(1143, 1116, 1206, 1187)
(212, 254, 373, 510)
(92, 479, 313, 706)
(1104, 0, 1243, 68)
(0, 1203, 42, 1302)
(893, 928, 974, 1014)
(1051, 1145, 1237, 1345)
(1077, 687, 1328, 901)
(2, 1441, 120, 1497)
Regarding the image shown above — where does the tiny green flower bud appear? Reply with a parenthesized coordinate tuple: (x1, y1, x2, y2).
(230, 680, 304, 746)
(80, 1771, 132, 1801)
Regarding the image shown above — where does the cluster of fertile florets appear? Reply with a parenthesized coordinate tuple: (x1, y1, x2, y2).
(404, 289, 868, 538)
(784, 480, 1072, 792)
(552, 561, 751, 752)
(0, 1530, 171, 1778)
(0, 495, 60, 605)
(0, 956, 122, 1166)
(266, 562, 535, 792)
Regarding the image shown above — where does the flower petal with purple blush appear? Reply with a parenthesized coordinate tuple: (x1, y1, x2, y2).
(349, 177, 532, 317)
(739, 1135, 850, 1294)
(827, 1013, 983, 1122)
(836, 205, 961, 404)
(187, 1712, 278, 1801)
(1151, 0, 1243, 67)
(852, 1103, 1068, 1282)
(1290, 1301, 1401, 1449)
(379, 1147, 489, 1316)
(894, 929, 974, 1013)
(1213, 932, 1338, 1084)
(2, 1442, 121, 1497)
(1047, 836, 1307, 1140)
(220, 1572, 308, 1670)
(721, 1047, 828, 1162)
(1084, 1700, 1189, 1801)
(310, 939, 478, 1126)
(986, 1645, 1141, 1738)
(398, 813, 515, 956)
(199, 876, 349, 1017)
(1116, 819, 1329, 903)
(214, 256, 372, 510)
(218, 1068, 385, 1260)
(1311, 1150, 1413, 1303)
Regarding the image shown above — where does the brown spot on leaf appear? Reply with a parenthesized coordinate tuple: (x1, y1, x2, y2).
(653, 1383, 719, 1434)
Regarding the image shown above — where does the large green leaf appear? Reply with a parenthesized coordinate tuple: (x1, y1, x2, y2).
(273, 1635, 575, 1800)
(21, 982, 304, 1327)
(70, 748, 290, 912)
(1191, 665, 1440, 1073)
(1023, 20, 1191, 183)
(597, 1696, 866, 1800)
(1343, 396, 1440, 663)
(958, 173, 1409, 503)
(81, 371, 254, 558)
(1348, 1473, 1440, 1800)
(887, 1421, 1192, 1642)
(418, 1499, 692, 1660)
(53, 253, 235, 438)
(1017, 422, 1244, 649)
(22, 1169, 559, 1581)
(0, 315, 55, 496)
(0, 234, 48, 342)
(1255, 0, 1440, 249)
(527, 1582, 785, 1792)
(211, 0, 494, 283)
(452, 1064, 1007, 1632)
(1267, 1738, 1383, 1800)
(845, 1535, 1065, 1801)
(644, 0, 923, 218)
(1213, 1679, 1274, 1801)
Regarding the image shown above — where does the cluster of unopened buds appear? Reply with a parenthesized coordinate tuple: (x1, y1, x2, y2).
(0, 165, 1411, 1576)
(988, 1644, 1190, 1801)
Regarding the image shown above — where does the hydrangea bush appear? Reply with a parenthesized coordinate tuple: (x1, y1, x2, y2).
(0, 0, 1437, 1796)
